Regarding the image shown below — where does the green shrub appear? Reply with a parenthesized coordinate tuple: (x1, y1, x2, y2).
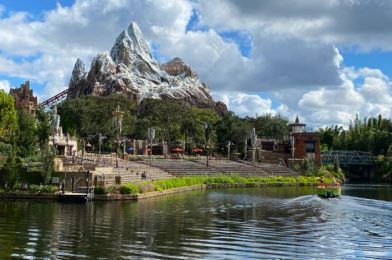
(28, 184, 59, 193)
(137, 182, 154, 193)
(106, 185, 116, 194)
(94, 186, 106, 194)
(120, 183, 139, 194)
(115, 176, 122, 185)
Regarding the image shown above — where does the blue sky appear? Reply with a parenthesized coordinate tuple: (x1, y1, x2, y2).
(1, 0, 392, 127)
(0, 0, 74, 18)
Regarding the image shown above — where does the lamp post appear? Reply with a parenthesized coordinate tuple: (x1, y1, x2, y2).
(251, 127, 257, 162)
(204, 123, 210, 167)
(227, 141, 232, 159)
(123, 138, 126, 160)
(98, 133, 102, 163)
(51, 106, 60, 155)
(112, 104, 124, 168)
(147, 127, 155, 165)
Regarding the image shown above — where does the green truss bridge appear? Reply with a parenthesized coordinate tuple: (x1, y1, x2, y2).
(321, 150, 377, 166)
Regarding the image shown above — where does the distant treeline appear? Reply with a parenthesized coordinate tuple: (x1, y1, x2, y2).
(319, 114, 392, 156)
(57, 94, 290, 154)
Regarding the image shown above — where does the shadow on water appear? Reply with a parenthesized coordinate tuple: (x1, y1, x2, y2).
(0, 185, 391, 259)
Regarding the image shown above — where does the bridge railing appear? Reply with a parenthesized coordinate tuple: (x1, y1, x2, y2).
(321, 150, 376, 165)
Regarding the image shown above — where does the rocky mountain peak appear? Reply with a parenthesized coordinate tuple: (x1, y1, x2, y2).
(161, 57, 198, 78)
(69, 58, 87, 90)
(68, 22, 227, 115)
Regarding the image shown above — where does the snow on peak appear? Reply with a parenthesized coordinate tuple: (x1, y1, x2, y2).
(68, 22, 227, 115)
(110, 21, 155, 66)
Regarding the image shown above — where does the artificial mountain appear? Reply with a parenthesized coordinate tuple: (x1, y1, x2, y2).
(67, 22, 227, 115)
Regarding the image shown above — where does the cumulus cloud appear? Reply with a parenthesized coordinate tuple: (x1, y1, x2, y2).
(212, 91, 277, 117)
(198, 0, 392, 51)
(295, 69, 392, 128)
(0, 80, 11, 93)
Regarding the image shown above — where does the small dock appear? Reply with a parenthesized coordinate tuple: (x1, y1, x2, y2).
(58, 192, 94, 203)
(57, 186, 95, 203)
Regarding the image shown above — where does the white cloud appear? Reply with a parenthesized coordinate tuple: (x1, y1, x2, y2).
(293, 69, 392, 127)
(212, 91, 276, 117)
(0, 80, 10, 93)
(197, 0, 392, 51)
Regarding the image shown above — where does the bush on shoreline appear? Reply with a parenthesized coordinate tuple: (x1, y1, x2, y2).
(122, 176, 321, 194)
(0, 184, 59, 194)
(0, 176, 323, 196)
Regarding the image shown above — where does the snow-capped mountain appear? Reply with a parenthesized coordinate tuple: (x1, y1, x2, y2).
(67, 22, 227, 115)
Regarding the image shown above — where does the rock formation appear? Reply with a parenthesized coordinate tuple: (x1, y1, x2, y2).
(67, 22, 227, 115)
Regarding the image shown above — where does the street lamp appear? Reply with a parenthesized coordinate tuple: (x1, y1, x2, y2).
(112, 104, 124, 168)
(51, 106, 60, 155)
(251, 127, 257, 162)
(204, 123, 210, 167)
(227, 141, 232, 159)
(98, 133, 107, 163)
(147, 127, 155, 165)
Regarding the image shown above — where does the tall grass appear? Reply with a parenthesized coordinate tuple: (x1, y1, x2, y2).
(117, 176, 321, 194)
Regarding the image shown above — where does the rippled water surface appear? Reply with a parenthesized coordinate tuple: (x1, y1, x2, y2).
(0, 185, 391, 259)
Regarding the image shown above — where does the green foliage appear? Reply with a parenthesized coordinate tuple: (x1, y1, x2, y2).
(105, 185, 116, 194)
(215, 113, 289, 156)
(0, 142, 12, 158)
(215, 112, 251, 155)
(244, 114, 290, 139)
(319, 115, 392, 155)
(102, 176, 320, 195)
(27, 184, 59, 193)
(36, 109, 51, 149)
(115, 175, 122, 185)
(120, 183, 140, 194)
(0, 90, 17, 144)
(15, 111, 36, 158)
(376, 146, 392, 181)
(0, 157, 22, 188)
(35, 109, 54, 184)
(137, 99, 218, 146)
(57, 94, 136, 141)
(94, 186, 107, 195)
(19, 170, 43, 185)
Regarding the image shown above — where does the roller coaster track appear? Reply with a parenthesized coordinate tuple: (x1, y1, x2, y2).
(38, 88, 69, 109)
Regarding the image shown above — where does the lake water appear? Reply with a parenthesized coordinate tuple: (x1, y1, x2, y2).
(0, 184, 391, 259)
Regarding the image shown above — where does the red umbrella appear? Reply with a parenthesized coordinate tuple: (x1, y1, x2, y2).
(192, 148, 203, 153)
(171, 147, 184, 153)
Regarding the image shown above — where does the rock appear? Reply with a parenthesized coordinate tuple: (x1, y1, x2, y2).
(67, 22, 227, 115)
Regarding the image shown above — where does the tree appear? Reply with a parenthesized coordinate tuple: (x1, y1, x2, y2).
(0, 90, 18, 187)
(0, 90, 17, 144)
(215, 112, 251, 155)
(244, 114, 289, 139)
(319, 114, 392, 156)
(36, 109, 53, 184)
(57, 94, 136, 148)
(15, 111, 37, 158)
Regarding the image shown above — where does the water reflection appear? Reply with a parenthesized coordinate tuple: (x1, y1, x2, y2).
(0, 185, 391, 259)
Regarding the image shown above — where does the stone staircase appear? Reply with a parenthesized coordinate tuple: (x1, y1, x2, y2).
(140, 158, 297, 177)
(59, 155, 299, 187)
(59, 155, 174, 186)
(238, 160, 300, 177)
